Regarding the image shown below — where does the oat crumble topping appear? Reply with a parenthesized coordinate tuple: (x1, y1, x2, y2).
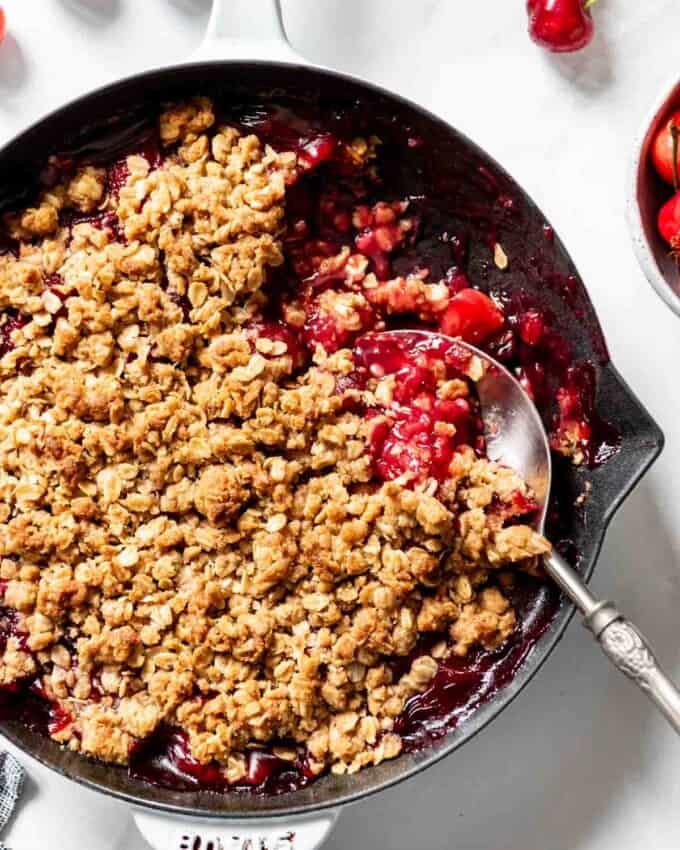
(0, 98, 551, 784)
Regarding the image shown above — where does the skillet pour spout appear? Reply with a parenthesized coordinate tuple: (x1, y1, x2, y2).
(0, 6, 664, 833)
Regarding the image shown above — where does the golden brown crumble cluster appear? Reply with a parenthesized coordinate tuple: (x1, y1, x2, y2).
(0, 97, 549, 780)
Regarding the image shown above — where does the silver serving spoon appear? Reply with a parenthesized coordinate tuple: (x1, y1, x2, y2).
(383, 329, 680, 732)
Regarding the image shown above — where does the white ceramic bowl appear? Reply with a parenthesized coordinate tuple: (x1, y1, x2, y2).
(627, 76, 680, 316)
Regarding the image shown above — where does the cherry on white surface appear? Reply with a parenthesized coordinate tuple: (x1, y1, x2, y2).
(1, 1, 680, 849)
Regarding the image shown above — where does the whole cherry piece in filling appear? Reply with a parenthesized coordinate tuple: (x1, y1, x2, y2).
(352, 333, 412, 376)
(234, 107, 339, 177)
(238, 748, 314, 793)
(526, 0, 595, 53)
(518, 309, 545, 346)
(439, 288, 504, 346)
(443, 268, 471, 296)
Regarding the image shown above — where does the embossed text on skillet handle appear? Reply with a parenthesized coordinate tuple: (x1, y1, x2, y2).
(133, 808, 340, 850)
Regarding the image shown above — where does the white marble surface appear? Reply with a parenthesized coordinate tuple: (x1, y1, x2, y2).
(1, 1, 680, 848)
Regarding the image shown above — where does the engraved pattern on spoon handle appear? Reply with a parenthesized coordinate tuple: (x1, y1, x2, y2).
(596, 617, 680, 734)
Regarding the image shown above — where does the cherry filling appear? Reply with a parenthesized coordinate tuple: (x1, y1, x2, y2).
(57, 132, 163, 242)
(297, 135, 337, 173)
(0, 606, 24, 653)
(302, 293, 378, 354)
(61, 208, 124, 243)
(106, 134, 164, 197)
(246, 318, 308, 370)
(551, 362, 621, 466)
(353, 201, 414, 281)
(28, 680, 72, 735)
(232, 106, 343, 179)
(350, 333, 483, 484)
(0, 677, 73, 736)
(129, 727, 316, 796)
(0, 310, 28, 356)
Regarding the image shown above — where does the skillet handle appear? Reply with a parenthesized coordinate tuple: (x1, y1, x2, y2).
(191, 0, 301, 63)
(133, 807, 339, 850)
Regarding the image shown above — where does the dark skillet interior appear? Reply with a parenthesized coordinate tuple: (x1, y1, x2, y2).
(0, 62, 663, 817)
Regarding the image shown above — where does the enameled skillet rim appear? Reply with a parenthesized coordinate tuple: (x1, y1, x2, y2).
(0, 58, 664, 819)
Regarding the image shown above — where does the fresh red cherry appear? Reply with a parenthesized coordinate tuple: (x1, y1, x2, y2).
(651, 110, 680, 187)
(527, 0, 595, 53)
(657, 191, 680, 250)
(439, 288, 504, 345)
(0, 7, 5, 43)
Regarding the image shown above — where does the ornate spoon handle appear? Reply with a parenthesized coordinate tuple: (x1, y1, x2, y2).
(545, 551, 680, 734)
(584, 603, 680, 733)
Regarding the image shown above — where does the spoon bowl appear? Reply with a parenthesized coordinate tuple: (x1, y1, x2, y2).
(381, 328, 552, 524)
(378, 328, 680, 732)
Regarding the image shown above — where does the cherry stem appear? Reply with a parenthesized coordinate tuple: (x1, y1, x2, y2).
(583, 0, 598, 8)
(671, 122, 680, 192)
